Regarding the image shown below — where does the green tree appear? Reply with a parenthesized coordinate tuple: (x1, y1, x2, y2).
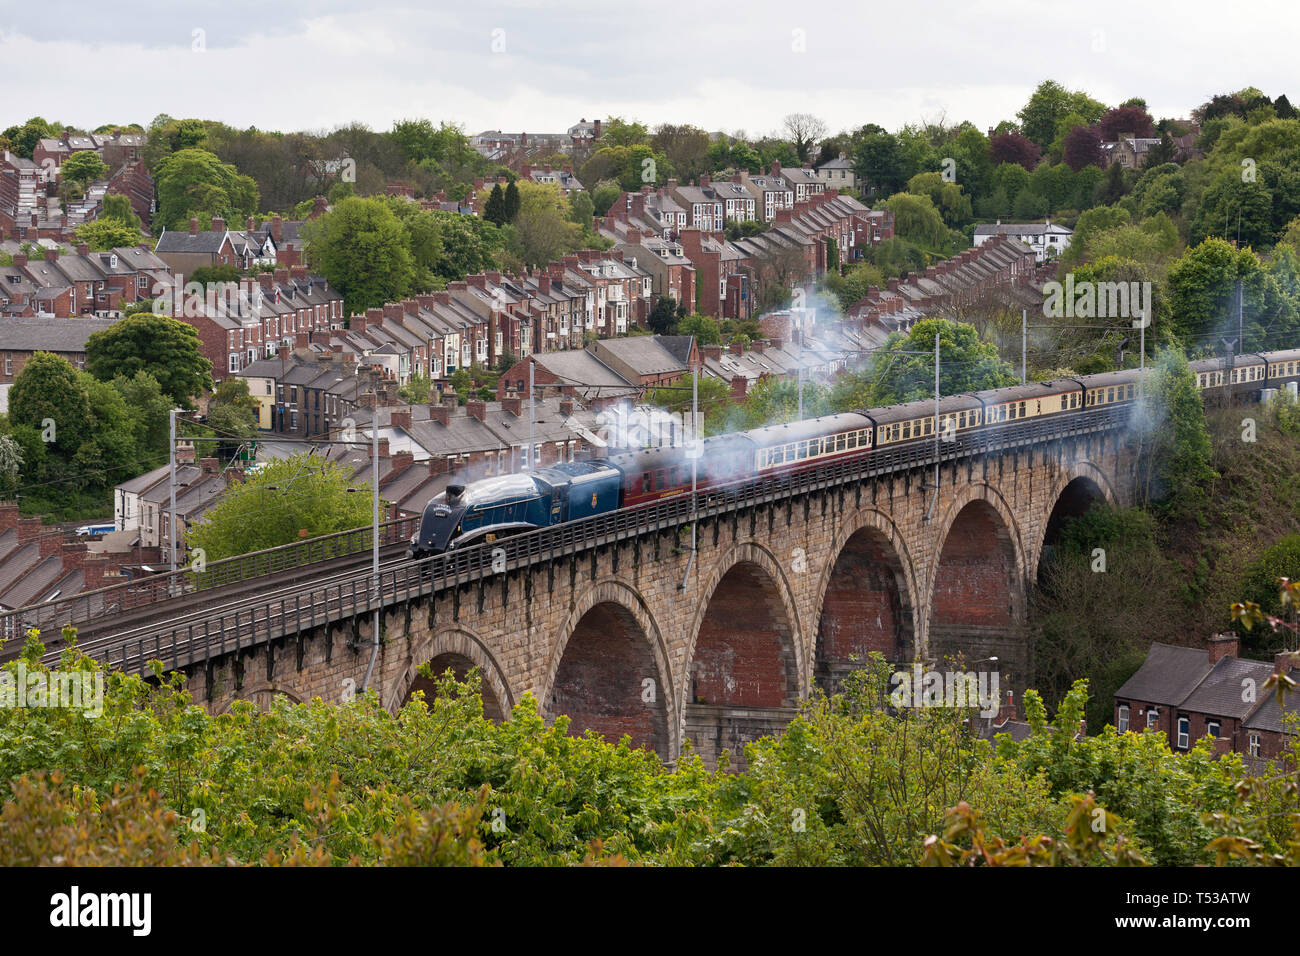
(647, 295, 684, 335)
(1134, 348, 1216, 522)
(301, 196, 416, 315)
(74, 218, 142, 251)
(187, 454, 374, 560)
(154, 148, 259, 232)
(503, 180, 521, 223)
(84, 314, 214, 408)
(8, 352, 93, 457)
(833, 317, 1017, 407)
(398, 373, 435, 405)
(204, 379, 260, 458)
(103, 193, 141, 230)
(1166, 238, 1295, 350)
(1017, 80, 1107, 149)
(678, 314, 723, 345)
(506, 181, 582, 269)
(60, 151, 108, 188)
(483, 183, 507, 225)
(883, 192, 950, 250)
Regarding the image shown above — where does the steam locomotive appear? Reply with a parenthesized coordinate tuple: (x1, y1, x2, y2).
(407, 348, 1300, 558)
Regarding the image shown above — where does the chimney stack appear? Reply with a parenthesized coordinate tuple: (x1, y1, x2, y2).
(1208, 633, 1240, 665)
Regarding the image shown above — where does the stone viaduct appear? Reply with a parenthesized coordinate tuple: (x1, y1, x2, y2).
(174, 421, 1137, 769)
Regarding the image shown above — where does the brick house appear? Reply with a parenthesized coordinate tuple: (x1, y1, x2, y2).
(1115, 635, 1298, 765)
(0, 316, 119, 383)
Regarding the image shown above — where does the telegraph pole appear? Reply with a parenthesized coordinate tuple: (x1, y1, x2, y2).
(360, 406, 382, 693)
(168, 407, 178, 583)
(528, 358, 535, 471)
(1021, 309, 1027, 385)
(925, 332, 940, 522)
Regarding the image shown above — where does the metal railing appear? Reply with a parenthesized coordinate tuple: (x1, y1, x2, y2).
(0, 515, 419, 640)
(57, 404, 1129, 676)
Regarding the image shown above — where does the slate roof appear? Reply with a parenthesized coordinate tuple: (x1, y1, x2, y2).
(1113, 643, 1214, 705)
(0, 317, 119, 351)
(155, 229, 230, 254)
(1180, 656, 1278, 720)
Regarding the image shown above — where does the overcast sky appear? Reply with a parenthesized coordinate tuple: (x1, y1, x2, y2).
(3, 1, 1295, 138)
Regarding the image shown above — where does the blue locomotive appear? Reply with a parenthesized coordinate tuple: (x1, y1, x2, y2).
(408, 461, 623, 557)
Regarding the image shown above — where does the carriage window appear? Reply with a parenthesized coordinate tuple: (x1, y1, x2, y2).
(845, 433, 857, 449)
(641, 472, 651, 492)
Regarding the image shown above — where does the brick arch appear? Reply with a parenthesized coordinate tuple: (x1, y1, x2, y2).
(219, 684, 303, 713)
(813, 508, 920, 692)
(543, 579, 677, 760)
(390, 623, 515, 721)
(1029, 460, 1118, 579)
(925, 482, 1028, 669)
(681, 540, 806, 709)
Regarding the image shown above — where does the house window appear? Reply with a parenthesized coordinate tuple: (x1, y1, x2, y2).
(1117, 705, 1129, 732)
(1206, 721, 1220, 739)
(1176, 716, 1190, 749)
(1146, 708, 1158, 729)
(1249, 733, 1260, 757)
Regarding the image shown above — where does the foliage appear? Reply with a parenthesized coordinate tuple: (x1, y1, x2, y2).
(74, 218, 142, 252)
(85, 314, 213, 407)
(154, 148, 259, 233)
(186, 454, 373, 561)
(832, 317, 1016, 407)
(301, 196, 416, 314)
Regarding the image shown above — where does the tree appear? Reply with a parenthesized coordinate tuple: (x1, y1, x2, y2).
(591, 180, 622, 216)
(301, 196, 416, 315)
(189, 264, 242, 288)
(1098, 104, 1157, 141)
(0, 435, 22, 499)
(154, 148, 259, 232)
(651, 124, 711, 184)
(1062, 125, 1104, 171)
(852, 128, 908, 197)
(1134, 348, 1216, 522)
(9, 352, 94, 456)
(782, 114, 828, 164)
(506, 181, 582, 269)
(483, 183, 507, 225)
(1017, 80, 1106, 149)
(1166, 238, 1294, 349)
(84, 314, 214, 408)
(186, 454, 374, 561)
(678, 314, 723, 345)
(111, 371, 171, 463)
(75, 219, 142, 251)
(429, 211, 503, 281)
(989, 132, 1042, 170)
(883, 192, 950, 250)
(599, 117, 650, 147)
(204, 379, 260, 458)
(832, 317, 1017, 407)
(503, 180, 521, 223)
(101, 193, 142, 230)
(60, 151, 108, 189)
(647, 295, 685, 335)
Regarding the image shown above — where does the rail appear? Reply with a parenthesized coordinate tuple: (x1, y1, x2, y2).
(0, 515, 419, 640)
(55, 403, 1130, 676)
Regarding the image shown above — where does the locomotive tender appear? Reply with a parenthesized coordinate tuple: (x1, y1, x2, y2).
(407, 352, 1297, 558)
